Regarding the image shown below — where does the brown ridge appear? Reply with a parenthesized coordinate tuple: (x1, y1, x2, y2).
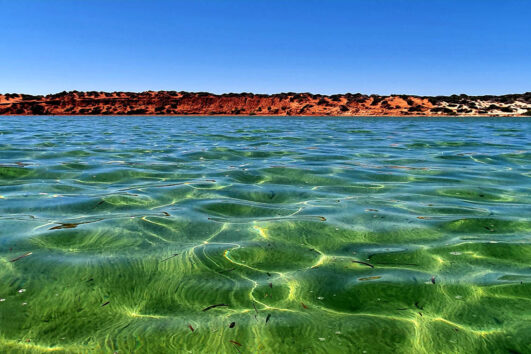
(0, 91, 530, 116)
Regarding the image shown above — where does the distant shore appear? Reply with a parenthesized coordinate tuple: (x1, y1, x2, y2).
(1, 91, 530, 116)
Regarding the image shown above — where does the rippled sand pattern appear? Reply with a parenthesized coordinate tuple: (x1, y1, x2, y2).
(0, 116, 530, 353)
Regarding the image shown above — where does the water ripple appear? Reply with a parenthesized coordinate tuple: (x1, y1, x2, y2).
(0, 116, 529, 353)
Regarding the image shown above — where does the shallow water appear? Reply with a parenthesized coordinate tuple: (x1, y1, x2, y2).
(0, 116, 530, 353)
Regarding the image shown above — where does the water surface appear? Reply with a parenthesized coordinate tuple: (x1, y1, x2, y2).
(0, 116, 530, 353)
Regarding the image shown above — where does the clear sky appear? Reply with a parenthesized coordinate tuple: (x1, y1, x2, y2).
(1, 0, 530, 96)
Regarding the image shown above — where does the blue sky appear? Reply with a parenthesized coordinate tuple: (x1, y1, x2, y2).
(1, 0, 530, 95)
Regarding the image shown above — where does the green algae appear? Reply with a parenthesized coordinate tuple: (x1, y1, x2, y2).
(0, 116, 530, 353)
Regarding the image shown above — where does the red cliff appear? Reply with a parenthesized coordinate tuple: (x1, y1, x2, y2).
(0, 91, 530, 116)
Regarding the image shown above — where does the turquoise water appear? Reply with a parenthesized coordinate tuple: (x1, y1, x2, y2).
(0, 116, 530, 353)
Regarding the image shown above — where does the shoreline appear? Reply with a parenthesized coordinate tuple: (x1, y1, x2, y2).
(1, 114, 530, 118)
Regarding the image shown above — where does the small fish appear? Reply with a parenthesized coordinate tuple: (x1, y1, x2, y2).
(358, 276, 381, 281)
(49, 219, 101, 230)
(431, 276, 436, 284)
(162, 211, 170, 216)
(9, 252, 32, 263)
(301, 302, 308, 309)
(251, 302, 258, 320)
(418, 312, 423, 317)
(49, 223, 79, 230)
(266, 272, 271, 277)
(229, 340, 242, 346)
(101, 301, 110, 307)
(202, 303, 228, 312)
(229, 322, 235, 328)
(230, 340, 242, 353)
(265, 314, 271, 323)
(319, 216, 326, 221)
(161, 253, 179, 262)
(188, 324, 195, 332)
(352, 260, 374, 268)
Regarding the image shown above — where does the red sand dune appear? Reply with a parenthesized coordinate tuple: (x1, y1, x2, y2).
(0, 91, 530, 116)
